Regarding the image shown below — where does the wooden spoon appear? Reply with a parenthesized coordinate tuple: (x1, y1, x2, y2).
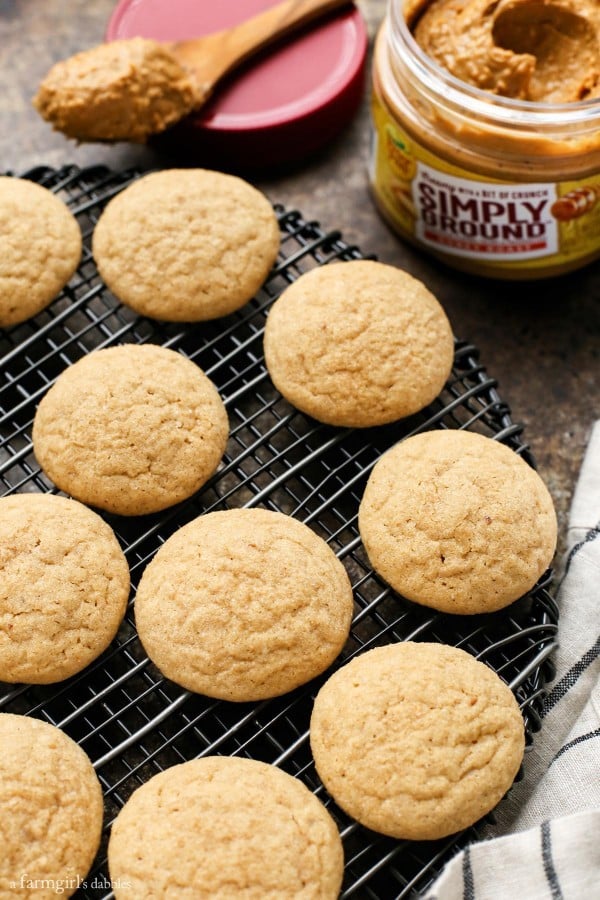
(171, 0, 355, 98)
(34, 0, 355, 144)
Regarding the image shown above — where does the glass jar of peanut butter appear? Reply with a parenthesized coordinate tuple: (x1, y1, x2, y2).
(370, 0, 600, 279)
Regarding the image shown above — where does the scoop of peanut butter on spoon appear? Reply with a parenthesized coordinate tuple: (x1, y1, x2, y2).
(33, 0, 352, 143)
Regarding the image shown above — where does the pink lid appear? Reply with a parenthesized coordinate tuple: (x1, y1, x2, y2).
(106, 0, 368, 168)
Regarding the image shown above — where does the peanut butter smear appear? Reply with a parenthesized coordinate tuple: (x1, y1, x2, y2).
(33, 38, 201, 143)
(411, 0, 600, 103)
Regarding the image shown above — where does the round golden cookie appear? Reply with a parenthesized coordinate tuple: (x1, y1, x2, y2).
(358, 429, 557, 614)
(0, 493, 129, 684)
(135, 508, 354, 700)
(263, 260, 454, 427)
(310, 642, 525, 841)
(32, 344, 229, 516)
(0, 713, 103, 899)
(92, 168, 280, 321)
(108, 756, 344, 899)
(0, 176, 81, 328)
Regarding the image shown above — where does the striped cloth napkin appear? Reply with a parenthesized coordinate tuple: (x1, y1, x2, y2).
(424, 421, 600, 900)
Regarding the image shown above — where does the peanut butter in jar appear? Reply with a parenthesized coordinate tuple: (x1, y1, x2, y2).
(369, 0, 600, 279)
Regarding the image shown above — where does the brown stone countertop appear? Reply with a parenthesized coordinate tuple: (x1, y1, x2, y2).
(1, 0, 598, 565)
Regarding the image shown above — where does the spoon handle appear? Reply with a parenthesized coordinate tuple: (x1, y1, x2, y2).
(172, 0, 355, 95)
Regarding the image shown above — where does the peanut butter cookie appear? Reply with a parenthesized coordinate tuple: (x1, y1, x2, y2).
(310, 642, 525, 840)
(358, 429, 557, 614)
(32, 344, 228, 516)
(0, 176, 81, 328)
(0, 713, 103, 899)
(92, 168, 280, 321)
(108, 756, 344, 899)
(0, 493, 129, 684)
(263, 260, 454, 427)
(135, 508, 354, 700)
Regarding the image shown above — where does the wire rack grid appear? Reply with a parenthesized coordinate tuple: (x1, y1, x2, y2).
(0, 165, 558, 899)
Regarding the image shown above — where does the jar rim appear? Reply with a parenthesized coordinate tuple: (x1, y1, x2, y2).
(389, 0, 600, 128)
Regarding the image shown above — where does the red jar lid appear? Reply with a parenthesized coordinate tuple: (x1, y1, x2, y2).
(106, 0, 368, 169)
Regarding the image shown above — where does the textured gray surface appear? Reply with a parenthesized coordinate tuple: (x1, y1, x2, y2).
(1, 0, 598, 562)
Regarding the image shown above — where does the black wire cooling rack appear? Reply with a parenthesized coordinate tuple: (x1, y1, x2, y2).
(0, 165, 559, 899)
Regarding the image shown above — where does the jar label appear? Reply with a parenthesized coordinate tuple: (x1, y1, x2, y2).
(414, 165, 558, 260)
(370, 93, 600, 274)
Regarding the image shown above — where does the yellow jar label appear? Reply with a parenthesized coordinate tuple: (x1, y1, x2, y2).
(370, 93, 600, 274)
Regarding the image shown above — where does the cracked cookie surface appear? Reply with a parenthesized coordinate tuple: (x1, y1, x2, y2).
(32, 344, 229, 516)
(0, 713, 103, 899)
(0, 176, 81, 328)
(263, 260, 454, 427)
(92, 168, 280, 322)
(358, 429, 557, 613)
(310, 642, 525, 840)
(0, 493, 129, 683)
(135, 508, 354, 700)
(108, 756, 344, 899)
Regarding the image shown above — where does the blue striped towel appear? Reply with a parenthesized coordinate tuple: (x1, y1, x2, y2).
(424, 421, 600, 900)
